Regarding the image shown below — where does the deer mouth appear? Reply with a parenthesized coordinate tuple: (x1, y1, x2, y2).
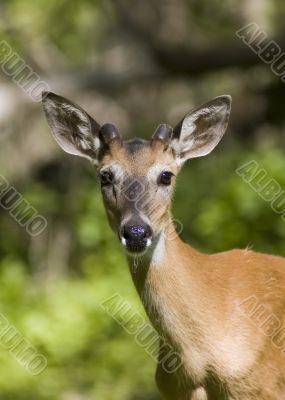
(121, 236, 152, 254)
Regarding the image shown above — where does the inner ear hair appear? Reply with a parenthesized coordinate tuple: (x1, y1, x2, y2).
(42, 91, 102, 160)
(172, 95, 232, 162)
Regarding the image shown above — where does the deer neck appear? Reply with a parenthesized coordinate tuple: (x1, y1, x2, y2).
(126, 219, 213, 383)
(126, 220, 203, 331)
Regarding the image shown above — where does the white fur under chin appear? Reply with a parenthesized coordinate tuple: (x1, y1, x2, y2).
(123, 233, 165, 265)
(150, 232, 165, 266)
(121, 237, 152, 257)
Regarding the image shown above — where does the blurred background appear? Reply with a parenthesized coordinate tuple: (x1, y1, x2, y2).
(0, 0, 285, 398)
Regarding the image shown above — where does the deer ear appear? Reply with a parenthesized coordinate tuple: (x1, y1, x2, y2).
(171, 95, 231, 164)
(42, 91, 102, 162)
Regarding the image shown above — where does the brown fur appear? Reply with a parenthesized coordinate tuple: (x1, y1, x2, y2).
(101, 143, 285, 400)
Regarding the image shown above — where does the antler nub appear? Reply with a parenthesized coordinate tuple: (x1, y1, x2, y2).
(99, 123, 122, 146)
(152, 124, 173, 149)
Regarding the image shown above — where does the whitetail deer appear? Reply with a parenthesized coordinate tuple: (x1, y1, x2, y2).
(42, 92, 285, 400)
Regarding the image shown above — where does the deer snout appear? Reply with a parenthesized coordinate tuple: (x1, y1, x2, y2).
(120, 223, 152, 253)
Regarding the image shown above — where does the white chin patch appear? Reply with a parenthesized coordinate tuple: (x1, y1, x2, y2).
(146, 238, 152, 247)
(120, 237, 152, 253)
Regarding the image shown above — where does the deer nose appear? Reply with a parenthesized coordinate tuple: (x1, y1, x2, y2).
(120, 224, 152, 252)
(123, 225, 152, 241)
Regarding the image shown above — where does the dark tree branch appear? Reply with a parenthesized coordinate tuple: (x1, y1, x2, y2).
(152, 36, 285, 76)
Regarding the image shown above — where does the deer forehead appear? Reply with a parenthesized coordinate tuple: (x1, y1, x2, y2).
(98, 139, 178, 177)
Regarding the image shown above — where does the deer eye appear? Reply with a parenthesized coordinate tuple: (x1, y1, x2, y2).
(158, 171, 174, 186)
(99, 170, 114, 186)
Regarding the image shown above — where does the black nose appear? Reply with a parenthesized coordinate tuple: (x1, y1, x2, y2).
(123, 225, 152, 241)
(121, 224, 152, 252)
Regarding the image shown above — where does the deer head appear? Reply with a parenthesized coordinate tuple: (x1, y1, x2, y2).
(42, 92, 231, 255)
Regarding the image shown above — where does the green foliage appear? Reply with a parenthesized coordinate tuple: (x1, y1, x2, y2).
(175, 141, 285, 256)
(0, 0, 101, 64)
